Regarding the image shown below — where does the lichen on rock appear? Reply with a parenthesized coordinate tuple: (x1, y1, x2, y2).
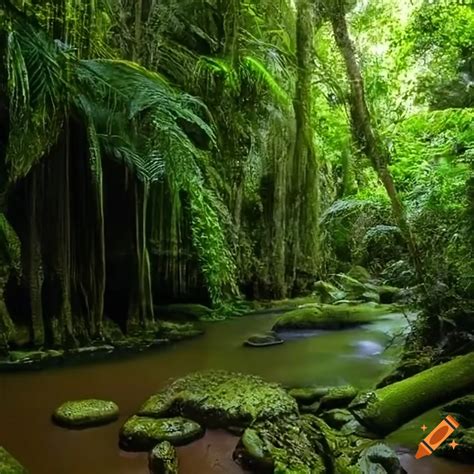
(149, 441, 179, 474)
(52, 399, 119, 428)
(120, 416, 204, 451)
(138, 370, 298, 429)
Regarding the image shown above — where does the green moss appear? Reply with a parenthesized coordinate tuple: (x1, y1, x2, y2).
(235, 415, 327, 473)
(273, 303, 394, 331)
(120, 416, 204, 451)
(350, 352, 474, 435)
(320, 386, 358, 410)
(158, 321, 204, 341)
(288, 387, 330, 405)
(9, 351, 48, 363)
(138, 370, 298, 429)
(149, 441, 178, 474)
(442, 395, 474, 427)
(347, 266, 371, 283)
(0, 447, 28, 474)
(313, 281, 346, 304)
(53, 399, 119, 428)
(320, 409, 354, 430)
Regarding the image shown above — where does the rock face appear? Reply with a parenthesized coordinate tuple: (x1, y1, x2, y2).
(272, 303, 393, 331)
(120, 416, 204, 451)
(138, 370, 298, 429)
(52, 399, 119, 428)
(0, 447, 28, 474)
(149, 441, 178, 474)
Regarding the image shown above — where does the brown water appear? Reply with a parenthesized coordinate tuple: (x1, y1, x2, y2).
(0, 312, 472, 474)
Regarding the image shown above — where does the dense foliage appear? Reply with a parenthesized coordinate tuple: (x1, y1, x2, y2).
(0, 0, 472, 351)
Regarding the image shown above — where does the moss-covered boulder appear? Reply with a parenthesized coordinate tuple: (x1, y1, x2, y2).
(320, 385, 358, 410)
(320, 409, 355, 430)
(234, 415, 327, 473)
(53, 399, 119, 428)
(149, 441, 179, 474)
(138, 370, 298, 429)
(273, 303, 393, 331)
(244, 332, 284, 347)
(376, 286, 402, 304)
(313, 281, 346, 304)
(358, 443, 405, 474)
(158, 321, 203, 341)
(120, 416, 204, 451)
(288, 386, 330, 405)
(0, 447, 28, 474)
(347, 266, 371, 284)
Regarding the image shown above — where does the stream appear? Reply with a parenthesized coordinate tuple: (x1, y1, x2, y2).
(0, 311, 473, 474)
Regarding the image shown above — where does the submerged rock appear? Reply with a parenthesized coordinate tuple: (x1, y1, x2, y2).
(0, 447, 28, 474)
(244, 332, 284, 347)
(120, 416, 204, 451)
(53, 399, 119, 428)
(149, 441, 179, 474)
(273, 303, 393, 331)
(138, 370, 297, 429)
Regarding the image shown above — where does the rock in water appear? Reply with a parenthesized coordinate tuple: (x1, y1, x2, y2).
(138, 370, 298, 429)
(234, 415, 327, 473)
(244, 333, 284, 347)
(358, 444, 406, 474)
(52, 399, 119, 428)
(120, 416, 204, 451)
(0, 447, 28, 474)
(149, 441, 178, 474)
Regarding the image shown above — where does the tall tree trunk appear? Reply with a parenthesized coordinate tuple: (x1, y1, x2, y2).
(288, 0, 320, 291)
(329, 0, 423, 279)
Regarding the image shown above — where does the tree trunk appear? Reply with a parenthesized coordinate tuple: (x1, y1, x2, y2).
(329, 0, 423, 280)
(350, 352, 474, 435)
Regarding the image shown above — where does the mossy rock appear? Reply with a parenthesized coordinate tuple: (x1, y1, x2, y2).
(358, 443, 405, 474)
(376, 286, 402, 304)
(441, 395, 474, 427)
(53, 399, 119, 428)
(158, 321, 203, 341)
(0, 448, 28, 474)
(120, 416, 204, 451)
(234, 415, 327, 473)
(244, 333, 284, 347)
(155, 304, 211, 321)
(9, 351, 49, 363)
(436, 427, 474, 463)
(273, 303, 393, 331)
(313, 281, 346, 304)
(320, 409, 355, 430)
(288, 387, 330, 405)
(320, 385, 358, 410)
(149, 441, 178, 474)
(347, 266, 371, 283)
(138, 370, 298, 429)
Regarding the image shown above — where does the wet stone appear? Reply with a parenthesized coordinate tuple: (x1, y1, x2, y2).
(149, 441, 178, 474)
(52, 399, 119, 428)
(119, 416, 204, 451)
(0, 447, 28, 474)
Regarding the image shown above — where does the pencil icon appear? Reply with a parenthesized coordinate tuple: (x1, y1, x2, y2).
(415, 415, 460, 459)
